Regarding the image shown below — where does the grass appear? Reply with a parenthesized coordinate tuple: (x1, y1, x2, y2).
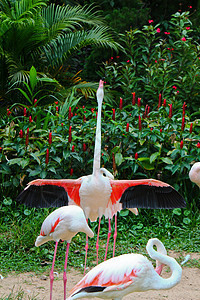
(0, 288, 39, 300)
(0, 201, 200, 277)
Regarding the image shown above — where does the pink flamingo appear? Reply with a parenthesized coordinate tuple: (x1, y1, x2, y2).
(67, 238, 184, 300)
(35, 205, 94, 300)
(17, 80, 186, 268)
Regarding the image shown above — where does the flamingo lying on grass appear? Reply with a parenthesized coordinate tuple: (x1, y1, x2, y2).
(67, 238, 186, 300)
(35, 205, 94, 300)
(189, 162, 200, 187)
(17, 80, 186, 270)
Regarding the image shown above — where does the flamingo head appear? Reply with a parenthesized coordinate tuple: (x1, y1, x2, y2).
(100, 167, 114, 179)
(96, 80, 104, 105)
(189, 162, 200, 187)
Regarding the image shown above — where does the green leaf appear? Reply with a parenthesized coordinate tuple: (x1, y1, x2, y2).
(173, 208, 182, 216)
(150, 152, 160, 164)
(119, 209, 129, 216)
(29, 66, 37, 91)
(161, 157, 173, 165)
(138, 157, 154, 170)
(183, 218, 191, 225)
(30, 153, 41, 164)
(115, 153, 123, 166)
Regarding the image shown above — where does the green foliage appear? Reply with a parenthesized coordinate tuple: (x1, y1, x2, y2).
(0, 0, 120, 106)
(98, 11, 200, 113)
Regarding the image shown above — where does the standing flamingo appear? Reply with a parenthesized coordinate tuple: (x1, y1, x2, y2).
(17, 80, 186, 267)
(189, 162, 200, 187)
(35, 205, 94, 300)
(67, 238, 184, 300)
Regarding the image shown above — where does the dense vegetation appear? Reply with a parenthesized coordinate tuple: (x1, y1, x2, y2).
(0, 0, 199, 288)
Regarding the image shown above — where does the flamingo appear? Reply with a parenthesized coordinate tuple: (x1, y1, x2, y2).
(35, 205, 94, 300)
(17, 80, 186, 267)
(189, 162, 200, 187)
(67, 238, 184, 300)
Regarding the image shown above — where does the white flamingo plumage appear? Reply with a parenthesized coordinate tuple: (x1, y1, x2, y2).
(35, 205, 94, 300)
(17, 80, 185, 267)
(189, 162, 200, 187)
(67, 238, 183, 300)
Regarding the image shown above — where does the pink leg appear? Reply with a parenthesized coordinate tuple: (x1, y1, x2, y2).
(104, 218, 111, 261)
(63, 242, 70, 300)
(113, 214, 117, 257)
(84, 219, 88, 275)
(96, 217, 101, 265)
(50, 241, 58, 300)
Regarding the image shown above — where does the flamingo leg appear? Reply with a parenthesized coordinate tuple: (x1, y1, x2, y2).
(104, 218, 111, 261)
(96, 217, 101, 264)
(84, 219, 88, 275)
(113, 214, 117, 257)
(63, 242, 70, 300)
(50, 241, 58, 300)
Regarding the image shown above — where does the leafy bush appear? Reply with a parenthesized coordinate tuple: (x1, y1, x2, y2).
(98, 11, 200, 113)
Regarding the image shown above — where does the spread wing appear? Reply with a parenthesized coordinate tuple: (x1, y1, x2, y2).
(16, 179, 81, 208)
(110, 179, 186, 209)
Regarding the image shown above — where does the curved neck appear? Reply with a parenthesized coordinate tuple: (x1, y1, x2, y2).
(93, 101, 102, 177)
(146, 238, 182, 290)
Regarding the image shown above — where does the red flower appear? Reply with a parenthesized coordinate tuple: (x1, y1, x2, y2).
(83, 143, 87, 151)
(119, 97, 123, 110)
(158, 93, 162, 109)
(150, 127, 153, 131)
(169, 104, 172, 118)
(197, 142, 200, 148)
(156, 28, 161, 33)
(135, 153, 138, 159)
(68, 106, 72, 120)
(132, 92, 136, 105)
(160, 128, 163, 133)
(163, 99, 166, 107)
(147, 106, 150, 116)
(189, 123, 193, 133)
(70, 168, 73, 176)
(182, 102, 186, 116)
(55, 101, 58, 105)
(148, 20, 153, 23)
(7, 109, 11, 116)
(49, 132, 52, 145)
(180, 140, 184, 149)
(56, 106, 59, 112)
(19, 129, 23, 138)
(138, 115, 142, 131)
(29, 116, 33, 123)
(182, 37, 186, 41)
(112, 108, 115, 121)
(164, 32, 170, 35)
(137, 98, 141, 107)
(68, 126, 72, 143)
(186, 27, 190, 30)
(45, 148, 49, 165)
(23, 108, 27, 117)
(126, 123, 129, 132)
(61, 123, 64, 127)
(71, 145, 75, 152)
(181, 116, 185, 131)
(25, 128, 29, 147)
(34, 99, 37, 107)
(172, 85, 177, 90)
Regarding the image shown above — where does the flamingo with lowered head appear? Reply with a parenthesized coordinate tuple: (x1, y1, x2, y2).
(67, 238, 186, 300)
(17, 80, 186, 268)
(35, 205, 94, 300)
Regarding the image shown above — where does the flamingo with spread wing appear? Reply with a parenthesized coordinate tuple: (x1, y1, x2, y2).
(17, 80, 186, 269)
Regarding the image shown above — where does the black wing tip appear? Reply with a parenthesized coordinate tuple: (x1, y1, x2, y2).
(120, 185, 186, 209)
(73, 286, 106, 296)
(17, 184, 68, 208)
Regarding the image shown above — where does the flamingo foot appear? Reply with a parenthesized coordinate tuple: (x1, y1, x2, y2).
(96, 217, 101, 265)
(84, 235, 88, 275)
(63, 243, 70, 300)
(50, 241, 58, 300)
(113, 214, 117, 257)
(104, 218, 111, 261)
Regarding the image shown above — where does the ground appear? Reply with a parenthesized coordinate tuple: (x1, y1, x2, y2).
(0, 252, 200, 300)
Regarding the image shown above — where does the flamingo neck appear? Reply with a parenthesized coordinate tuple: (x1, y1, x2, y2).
(92, 99, 102, 177)
(146, 238, 182, 290)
